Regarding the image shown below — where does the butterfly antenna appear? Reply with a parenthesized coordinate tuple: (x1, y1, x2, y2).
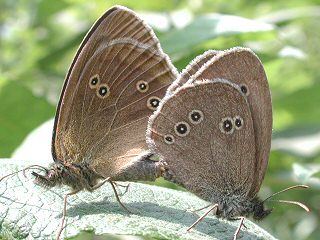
(263, 185, 309, 202)
(0, 171, 23, 182)
(267, 199, 309, 212)
(262, 185, 309, 212)
(0, 165, 48, 182)
(22, 165, 49, 178)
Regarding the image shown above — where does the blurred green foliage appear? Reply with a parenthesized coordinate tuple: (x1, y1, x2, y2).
(1, 0, 320, 239)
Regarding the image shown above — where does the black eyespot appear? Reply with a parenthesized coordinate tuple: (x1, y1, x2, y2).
(89, 74, 100, 89)
(177, 124, 187, 134)
(150, 99, 159, 108)
(147, 96, 161, 110)
(235, 119, 241, 127)
(174, 121, 190, 137)
(240, 84, 249, 96)
(234, 116, 244, 130)
(99, 87, 108, 96)
(164, 134, 175, 144)
(223, 120, 232, 131)
(219, 117, 234, 134)
(96, 84, 110, 99)
(136, 80, 149, 93)
(91, 77, 98, 86)
(189, 110, 204, 124)
(140, 83, 146, 90)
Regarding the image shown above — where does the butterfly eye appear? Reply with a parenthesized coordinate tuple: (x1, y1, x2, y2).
(240, 84, 249, 96)
(188, 110, 204, 124)
(233, 116, 244, 130)
(164, 134, 175, 144)
(147, 96, 161, 110)
(136, 80, 149, 93)
(174, 121, 190, 137)
(89, 74, 100, 89)
(219, 117, 234, 134)
(96, 84, 110, 99)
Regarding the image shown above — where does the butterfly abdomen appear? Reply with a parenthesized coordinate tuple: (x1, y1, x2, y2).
(112, 156, 163, 182)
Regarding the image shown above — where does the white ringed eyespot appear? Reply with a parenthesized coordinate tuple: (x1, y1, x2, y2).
(96, 83, 110, 99)
(136, 80, 149, 93)
(89, 74, 100, 89)
(147, 96, 161, 110)
(233, 116, 244, 130)
(164, 134, 175, 144)
(240, 84, 249, 96)
(188, 109, 204, 124)
(219, 117, 234, 134)
(174, 121, 190, 137)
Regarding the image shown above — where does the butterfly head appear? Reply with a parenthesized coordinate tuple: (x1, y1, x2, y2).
(31, 162, 103, 191)
(32, 163, 65, 188)
(251, 197, 272, 220)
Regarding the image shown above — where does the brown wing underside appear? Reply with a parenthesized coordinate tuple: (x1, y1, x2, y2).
(53, 6, 178, 178)
(148, 80, 256, 201)
(189, 48, 272, 196)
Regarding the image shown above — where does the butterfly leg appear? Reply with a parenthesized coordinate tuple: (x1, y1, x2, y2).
(87, 177, 131, 212)
(88, 177, 111, 191)
(57, 189, 80, 240)
(190, 203, 213, 214)
(109, 180, 133, 214)
(229, 216, 247, 228)
(233, 216, 245, 240)
(187, 203, 218, 232)
(114, 182, 129, 188)
(114, 182, 130, 196)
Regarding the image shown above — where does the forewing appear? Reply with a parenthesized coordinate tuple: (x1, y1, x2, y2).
(147, 79, 256, 201)
(167, 50, 220, 94)
(52, 6, 178, 178)
(189, 47, 272, 196)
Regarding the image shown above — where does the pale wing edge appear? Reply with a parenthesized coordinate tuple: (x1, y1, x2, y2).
(167, 49, 221, 95)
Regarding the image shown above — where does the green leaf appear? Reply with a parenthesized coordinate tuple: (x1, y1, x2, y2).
(0, 160, 276, 240)
(273, 83, 320, 131)
(0, 78, 55, 157)
(37, 32, 86, 71)
(292, 163, 320, 186)
(161, 14, 274, 57)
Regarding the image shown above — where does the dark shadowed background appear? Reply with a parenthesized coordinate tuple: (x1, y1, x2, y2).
(1, 0, 319, 239)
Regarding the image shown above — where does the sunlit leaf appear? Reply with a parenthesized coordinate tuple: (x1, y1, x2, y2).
(0, 78, 55, 157)
(161, 14, 274, 57)
(0, 160, 276, 240)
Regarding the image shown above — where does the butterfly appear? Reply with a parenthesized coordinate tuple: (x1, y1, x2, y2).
(147, 47, 309, 239)
(1, 5, 178, 239)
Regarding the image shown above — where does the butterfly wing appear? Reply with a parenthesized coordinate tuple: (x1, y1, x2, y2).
(167, 50, 220, 94)
(187, 47, 272, 196)
(147, 79, 257, 201)
(52, 6, 178, 178)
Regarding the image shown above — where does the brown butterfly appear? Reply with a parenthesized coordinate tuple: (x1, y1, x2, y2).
(147, 47, 309, 239)
(1, 5, 178, 239)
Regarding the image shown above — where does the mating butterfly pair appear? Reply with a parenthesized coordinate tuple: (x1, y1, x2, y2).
(2, 5, 308, 240)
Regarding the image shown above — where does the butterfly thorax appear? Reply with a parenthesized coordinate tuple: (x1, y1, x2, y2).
(214, 193, 272, 220)
(32, 162, 102, 192)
